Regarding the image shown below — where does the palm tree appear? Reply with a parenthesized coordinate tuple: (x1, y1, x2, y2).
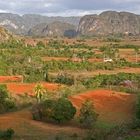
(34, 84, 46, 103)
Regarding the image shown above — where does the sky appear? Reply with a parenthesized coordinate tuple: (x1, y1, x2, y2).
(0, 0, 140, 16)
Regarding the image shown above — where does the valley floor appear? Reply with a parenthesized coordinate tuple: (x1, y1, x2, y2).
(0, 109, 86, 140)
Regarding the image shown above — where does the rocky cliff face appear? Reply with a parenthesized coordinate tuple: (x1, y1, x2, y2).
(78, 11, 140, 36)
(0, 13, 80, 35)
(1, 11, 140, 37)
(28, 21, 77, 38)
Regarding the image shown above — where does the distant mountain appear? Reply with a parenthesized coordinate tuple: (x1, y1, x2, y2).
(28, 21, 77, 38)
(0, 13, 25, 35)
(0, 13, 80, 35)
(78, 11, 140, 36)
(1, 11, 140, 37)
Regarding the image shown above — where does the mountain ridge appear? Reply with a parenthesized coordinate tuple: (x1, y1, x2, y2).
(1, 11, 140, 37)
(0, 13, 81, 35)
(78, 11, 140, 36)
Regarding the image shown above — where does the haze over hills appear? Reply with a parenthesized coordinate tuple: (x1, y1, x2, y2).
(0, 11, 140, 37)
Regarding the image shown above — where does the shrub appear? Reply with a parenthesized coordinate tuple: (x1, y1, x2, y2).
(32, 98, 76, 123)
(55, 73, 74, 85)
(79, 100, 98, 128)
(0, 128, 15, 140)
(52, 98, 76, 123)
(0, 84, 9, 102)
(0, 85, 16, 113)
(36, 41, 45, 48)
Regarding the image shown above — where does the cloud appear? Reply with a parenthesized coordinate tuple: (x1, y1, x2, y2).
(0, 0, 139, 16)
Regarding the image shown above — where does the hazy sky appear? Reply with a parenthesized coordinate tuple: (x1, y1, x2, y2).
(0, 0, 139, 16)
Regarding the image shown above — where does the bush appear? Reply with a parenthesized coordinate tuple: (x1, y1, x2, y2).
(82, 73, 140, 89)
(0, 128, 15, 140)
(0, 85, 16, 113)
(52, 98, 76, 123)
(55, 73, 74, 85)
(0, 84, 9, 101)
(79, 100, 98, 128)
(32, 98, 76, 123)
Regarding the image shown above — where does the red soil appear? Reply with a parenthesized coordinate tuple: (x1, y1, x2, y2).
(0, 76, 23, 83)
(42, 57, 68, 61)
(126, 57, 140, 62)
(88, 58, 103, 62)
(6, 82, 61, 95)
(69, 89, 136, 123)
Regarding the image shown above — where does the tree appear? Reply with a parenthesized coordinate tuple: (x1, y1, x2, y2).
(79, 100, 98, 128)
(32, 98, 76, 123)
(0, 128, 15, 140)
(134, 47, 139, 63)
(52, 98, 76, 123)
(114, 48, 120, 61)
(36, 41, 45, 48)
(0, 84, 9, 102)
(24, 48, 32, 63)
(42, 64, 49, 81)
(34, 84, 46, 103)
(0, 84, 15, 113)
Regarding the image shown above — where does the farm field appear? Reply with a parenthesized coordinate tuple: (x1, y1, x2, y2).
(6, 82, 61, 95)
(0, 37, 140, 140)
(0, 76, 23, 83)
(24, 37, 140, 47)
(70, 89, 136, 124)
(49, 67, 140, 78)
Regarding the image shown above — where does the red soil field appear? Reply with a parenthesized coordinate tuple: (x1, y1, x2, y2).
(70, 89, 136, 123)
(126, 57, 140, 62)
(42, 57, 69, 61)
(0, 76, 23, 83)
(6, 82, 61, 95)
(88, 58, 103, 62)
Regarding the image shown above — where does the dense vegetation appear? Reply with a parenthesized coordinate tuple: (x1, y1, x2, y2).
(0, 39, 139, 83)
(0, 128, 14, 140)
(32, 98, 76, 123)
(0, 85, 16, 113)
